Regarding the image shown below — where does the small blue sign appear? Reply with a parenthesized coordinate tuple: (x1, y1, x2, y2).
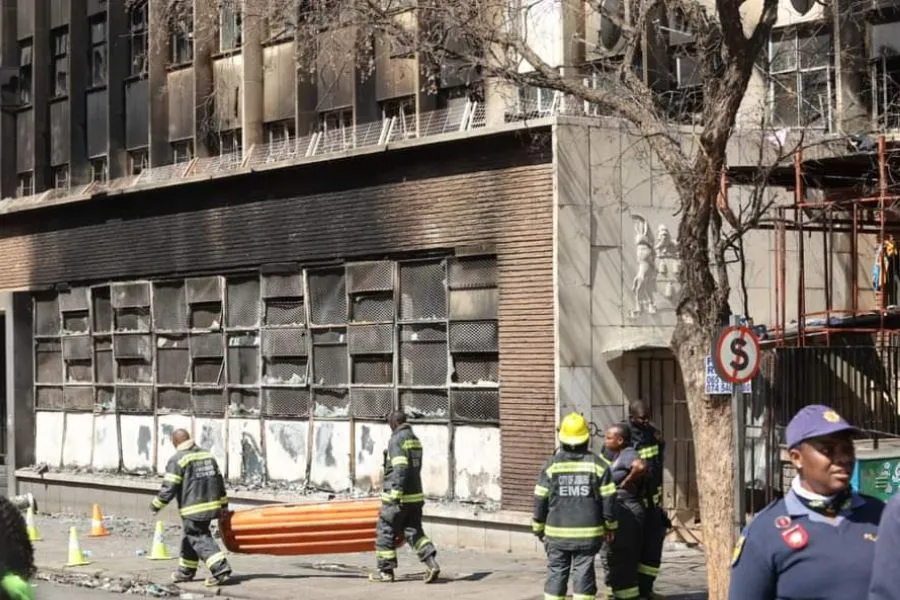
(705, 356, 751, 395)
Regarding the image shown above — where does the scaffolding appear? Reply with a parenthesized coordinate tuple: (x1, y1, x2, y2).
(752, 134, 900, 346)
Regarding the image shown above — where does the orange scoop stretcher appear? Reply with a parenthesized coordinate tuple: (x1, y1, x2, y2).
(218, 498, 405, 556)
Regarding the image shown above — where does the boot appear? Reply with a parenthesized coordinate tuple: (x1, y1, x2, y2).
(368, 570, 395, 583)
(203, 572, 231, 587)
(424, 556, 440, 583)
(170, 570, 195, 584)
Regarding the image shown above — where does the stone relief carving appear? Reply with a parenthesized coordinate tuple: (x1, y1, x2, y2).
(629, 214, 682, 319)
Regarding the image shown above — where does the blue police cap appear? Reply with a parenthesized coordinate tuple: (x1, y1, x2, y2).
(785, 405, 857, 449)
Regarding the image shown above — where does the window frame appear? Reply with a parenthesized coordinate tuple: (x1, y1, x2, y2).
(170, 14, 194, 65)
(89, 14, 107, 87)
(90, 156, 109, 183)
(52, 164, 70, 190)
(128, 147, 149, 175)
(768, 27, 834, 129)
(318, 108, 353, 132)
(219, 0, 243, 52)
(18, 39, 32, 105)
(128, 1, 148, 76)
(16, 172, 34, 198)
(172, 139, 194, 165)
(51, 26, 69, 98)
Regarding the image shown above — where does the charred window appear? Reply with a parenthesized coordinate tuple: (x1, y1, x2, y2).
(18, 39, 32, 105)
(16, 172, 33, 198)
(51, 27, 68, 98)
(172, 139, 194, 164)
(318, 108, 352, 131)
(90, 157, 108, 183)
(89, 15, 107, 87)
(170, 14, 194, 65)
(769, 27, 833, 129)
(219, 0, 242, 52)
(52, 164, 69, 190)
(128, 147, 148, 175)
(128, 1, 148, 76)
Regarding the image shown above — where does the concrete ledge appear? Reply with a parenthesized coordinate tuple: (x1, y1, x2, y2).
(15, 469, 542, 556)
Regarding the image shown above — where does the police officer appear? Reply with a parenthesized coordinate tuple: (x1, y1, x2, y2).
(151, 429, 232, 587)
(602, 423, 646, 600)
(370, 411, 440, 584)
(625, 400, 668, 599)
(533, 412, 617, 600)
(730, 405, 884, 600)
(869, 491, 900, 599)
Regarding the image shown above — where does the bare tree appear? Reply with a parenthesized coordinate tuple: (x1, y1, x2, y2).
(149, 0, 845, 595)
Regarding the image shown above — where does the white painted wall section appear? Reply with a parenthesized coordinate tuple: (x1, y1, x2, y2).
(309, 421, 351, 492)
(195, 418, 227, 473)
(157, 414, 193, 474)
(92, 414, 120, 470)
(417, 424, 450, 497)
(265, 420, 308, 482)
(454, 426, 502, 502)
(228, 418, 265, 482)
(34, 411, 64, 467)
(354, 422, 391, 493)
(120, 415, 155, 471)
(62, 413, 94, 468)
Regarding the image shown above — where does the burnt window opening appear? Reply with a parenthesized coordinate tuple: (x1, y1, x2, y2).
(172, 139, 194, 164)
(128, 147, 148, 175)
(219, 0, 242, 52)
(265, 120, 295, 145)
(128, 1, 148, 76)
(18, 39, 32, 105)
(16, 172, 33, 198)
(318, 108, 352, 132)
(52, 164, 69, 190)
(379, 96, 414, 120)
(266, 7, 297, 42)
(51, 27, 69, 98)
(216, 129, 242, 157)
(870, 21, 900, 130)
(89, 15, 107, 87)
(90, 156, 108, 183)
(170, 15, 194, 65)
(768, 27, 834, 129)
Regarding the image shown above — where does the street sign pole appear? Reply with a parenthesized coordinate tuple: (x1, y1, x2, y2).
(730, 314, 746, 540)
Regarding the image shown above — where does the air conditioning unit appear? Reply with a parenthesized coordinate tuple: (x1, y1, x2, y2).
(675, 55, 702, 89)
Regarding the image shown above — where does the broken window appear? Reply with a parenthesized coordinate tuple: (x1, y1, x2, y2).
(90, 156, 108, 183)
(16, 172, 33, 197)
(217, 129, 242, 157)
(52, 27, 68, 97)
(870, 20, 900, 130)
(129, 1, 148, 76)
(128, 147, 149, 175)
(318, 108, 352, 131)
(379, 96, 414, 120)
(219, 0, 242, 52)
(172, 139, 194, 165)
(18, 39, 32, 105)
(52, 164, 69, 190)
(170, 14, 194, 65)
(769, 27, 833, 128)
(89, 14, 107, 87)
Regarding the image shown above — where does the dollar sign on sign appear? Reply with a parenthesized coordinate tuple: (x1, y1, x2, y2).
(730, 337, 749, 372)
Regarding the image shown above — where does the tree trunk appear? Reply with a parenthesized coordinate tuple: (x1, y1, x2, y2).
(675, 330, 735, 600)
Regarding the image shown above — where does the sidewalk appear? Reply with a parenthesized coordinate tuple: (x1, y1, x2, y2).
(32, 513, 708, 599)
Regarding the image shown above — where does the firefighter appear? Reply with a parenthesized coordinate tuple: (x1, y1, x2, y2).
(151, 429, 232, 587)
(626, 400, 669, 598)
(730, 405, 883, 600)
(0, 495, 35, 600)
(533, 412, 617, 600)
(601, 423, 646, 600)
(370, 411, 440, 584)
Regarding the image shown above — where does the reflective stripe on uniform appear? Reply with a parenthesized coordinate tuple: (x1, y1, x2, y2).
(376, 550, 397, 559)
(546, 461, 605, 477)
(532, 521, 546, 533)
(178, 451, 215, 468)
(179, 498, 227, 517)
(637, 563, 659, 577)
(380, 491, 424, 504)
(600, 483, 616, 497)
(544, 525, 604, 538)
(151, 497, 166, 510)
(544, 595, 565, 600)
(638, 445, 659, 459)
(605, 520, 618, 531)
(401, 440, 422, 451)
(164, 473, 183, 484)
(205, 552, 226, 568)
(391, 456, 409, 467)
(534, 485, 550, 497)
(613, 586, 640, 598)
(415, 537, 433, 551)
(179, 558, 199, 569)
(572, 595, 595, 600)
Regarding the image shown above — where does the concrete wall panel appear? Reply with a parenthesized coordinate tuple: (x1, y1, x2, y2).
(309, 421, 351, 492)
(416, 424, 449, 498)
(264, 420, 308, 482)
(353, 422, 391, 493)
(120, 415, 155, 472)
(228, 418, 264, 482)
(92, 414, 120, 470)
(62, 413, 94, 467)
(195, 418, 227, 474)
(454, 426, 501, 502)
(35, 411, 64, 467)
(157, 414, 193, 474)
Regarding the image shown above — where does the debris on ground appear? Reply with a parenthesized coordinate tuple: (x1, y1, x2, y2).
(36, 571, 184, 597)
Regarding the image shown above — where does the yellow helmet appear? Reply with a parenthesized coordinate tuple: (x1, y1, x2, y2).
(558, 412, 590, 446)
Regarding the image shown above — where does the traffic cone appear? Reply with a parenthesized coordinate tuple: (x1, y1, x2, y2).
(25, 505, 41, 542)
(87, 504, 110, 537)
(65, 527, 91, 567)
(148, 520, 174, 561)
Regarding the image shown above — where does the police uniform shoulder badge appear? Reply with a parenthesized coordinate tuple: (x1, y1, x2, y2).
(731, 535, 746, 566)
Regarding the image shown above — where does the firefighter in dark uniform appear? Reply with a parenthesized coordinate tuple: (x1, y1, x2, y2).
(602, 423, 646, 600)
(730, 405, 884, 600)
(625, 400, 669, 598)
(370, 411, 440, 584)
(533, 412, 617, 600)
(151, 429, 232, 587)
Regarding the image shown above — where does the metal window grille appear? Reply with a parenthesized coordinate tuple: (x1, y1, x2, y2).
(58, 287, 90, 312)
(157, 387, 191, 412)
(263, 387, 310, 418)
(62, 336, 92, 361)
(62, 312, 90, 334)
(400, 323, 446, 342)
(114, 334, 152, 360)
(192, 358, 224, 384)
(346, 261, 393, 293)
(64, 386, 93, 411)
(227, 277, 261, 328)
(261, 273, 304, 298)
(452, 356, 499, 384)
(261, 328, 308, 356)
(399, 389, 449, 420)
(314, 387, 351, 418)
(263, 357, 308, 385)
(192, 389, 227, 416)
(351, 387, 394, 419)
(308, 269, 347, 325)
(117, 359, 152, 384)
(348, 324, 393, 355)
(153, 281, 188, 330)
(399, 261, 447, 320)
(449, 288, 498, 320)
(313, 344, 349, 385)
(116, 386, 154, 413)
(449, 321, 498, 353)
(186, 276, 223, 304)
(95, 338, 114, 384)
(448, 257, 497, 289)
(190, 333, 225, 357)
(264, 298, 305, 326)
(114, 306, 151, 332)
(229, 389, 261, 416)
(400, 341, 448, 386)
(35, 386, 64, 410)
(65, 355, 93, 384)
(34, 296, 61, 336)
(95, 387, 114, 412)
(157, 336, 190, 385)
(92, 287, 113, 332)
(350, 293, 394, 322)
(227, 335, 259, 385)
(352, 356, 393, 384)
(111, 282, 150, 308)
(36, 341, 63, 383)
(451, 389, 500, 423)
(190, 303, 222, 329)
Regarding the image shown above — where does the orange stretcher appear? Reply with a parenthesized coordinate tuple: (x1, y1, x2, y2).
(218, 498, 404, 556)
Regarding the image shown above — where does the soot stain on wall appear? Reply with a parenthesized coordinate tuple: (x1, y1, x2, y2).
(276, 424, 304, 461)
(241, 432, 265, 481)
(357, 424, 375, 464)
(137, 425, 152, 460)
(315, 423, 337, 468)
